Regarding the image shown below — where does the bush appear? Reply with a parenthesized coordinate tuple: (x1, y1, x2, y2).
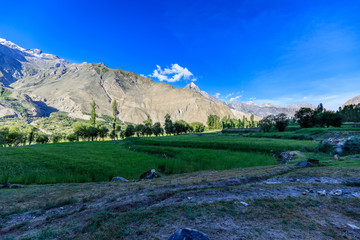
(67, 133, 77, 142)
(36, 133, 49, 144)
(342, 137, 360, 155)
(51, 133, 63, 143)
(314, 140, 333, 154)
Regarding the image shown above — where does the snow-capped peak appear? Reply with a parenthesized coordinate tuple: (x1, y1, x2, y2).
(0, 37, 26, 51)
(184, 82, 201, 92)
(0, 37, 59, 60)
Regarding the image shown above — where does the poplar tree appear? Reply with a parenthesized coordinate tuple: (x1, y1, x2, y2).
(90, 100, 96, 127)
(112, 100, 118, 136)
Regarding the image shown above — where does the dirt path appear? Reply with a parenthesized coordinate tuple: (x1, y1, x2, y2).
(1, 166, 360, 239)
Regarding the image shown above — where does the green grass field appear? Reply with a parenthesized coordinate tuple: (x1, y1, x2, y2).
(0, 133, 317, 184)
(0, 137, 281, 184)
(2, 132, 358, 185)
(128, 133, 317, 152)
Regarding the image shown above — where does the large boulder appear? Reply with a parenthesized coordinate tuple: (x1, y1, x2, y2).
(140, 169, 159, 180)
(294, 161, 312, 167)
(168, 228, 210, 240)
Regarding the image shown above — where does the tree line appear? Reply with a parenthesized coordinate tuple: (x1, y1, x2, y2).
(207, 114, 258, 129)
(258, 103, 357, 132)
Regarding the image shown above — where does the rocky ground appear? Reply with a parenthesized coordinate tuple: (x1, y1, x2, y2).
(1, 165, 360, 240)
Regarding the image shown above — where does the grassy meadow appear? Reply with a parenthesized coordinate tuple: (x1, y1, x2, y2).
(0, 133, 317, 184)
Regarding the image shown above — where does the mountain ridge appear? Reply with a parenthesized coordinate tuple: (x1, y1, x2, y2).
(0, 38, 257, 123)
(184, 82, 316, 118)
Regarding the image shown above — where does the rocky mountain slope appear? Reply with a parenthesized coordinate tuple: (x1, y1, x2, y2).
(0, 38, 254, 123)
(343, 95, 360, 107)
(184, 82, 315, 118)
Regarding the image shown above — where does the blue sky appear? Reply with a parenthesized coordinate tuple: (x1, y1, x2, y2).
(1, 0, 360, 109)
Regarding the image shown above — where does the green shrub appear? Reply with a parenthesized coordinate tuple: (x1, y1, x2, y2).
(342, 137, 360, 155)
(314, 140, 333, 154)
(67, 133, 77, 142)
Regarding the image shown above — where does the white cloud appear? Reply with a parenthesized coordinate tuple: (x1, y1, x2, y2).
(229, 95, 242, 102)
(225, 93, 234, 99)
(215, 93, 221, 98)
(149, 64, 196, 83)
(140, 74, 146, 77)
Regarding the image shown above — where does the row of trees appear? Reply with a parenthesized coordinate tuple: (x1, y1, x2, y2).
(258, 113, 289, 132)
(0, 126, 64, 147)
(258, 103, 345, 132)
(339, 104, 360, 122)
(294, 104, 342, 128)
(207, 114, 258, 129)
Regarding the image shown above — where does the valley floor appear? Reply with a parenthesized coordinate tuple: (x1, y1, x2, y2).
(1, 165, 360, 240)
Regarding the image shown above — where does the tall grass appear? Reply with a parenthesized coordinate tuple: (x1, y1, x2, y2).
(129, 134, 317, 153)
(0, 140, 276, 184)
(133, 145, 276, 174)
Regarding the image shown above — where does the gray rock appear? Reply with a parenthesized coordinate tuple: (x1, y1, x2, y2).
(330, 189, 343, 196)
(111, 177, 128, 182)
(168, 228, 210, 240)
(140, 169, 159, 180)
(347, 223, 360, 230)
(294, 161, 312, 167)
(317, 190, 326, 196)
(333, 154, 341, 160)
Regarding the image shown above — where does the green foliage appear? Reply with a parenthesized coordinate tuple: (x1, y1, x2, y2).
(340, 104, 360, 122)
(342, 137, 360, 155)
(98, 126, 109, 140)
(0, 134, 285, 184)
(125, 125, 135, 137)
(73, 123, 90, 140)
(207, 115, 221, 129)
(174, 120, 190, 134)
(295, 108, 315, 128)
(314, 141, 333, 154)
(90, 100, 96, 127)
(190, 122, 205, 132)
(259, 115, 274, 132)
(51, 133, 63, 143)
(295, 106, 343, 129)
(135, 124, 145, 137)
(143, 117, 152, 128)
(164, 113, 174, 135)
(274, 113, 289, 132)
(152, 122, 164, 136)
(66, 133, 77, 142)
(112, 100, 118, 135)
(131, 134, 317, 153)
(36, 133, 49, 144)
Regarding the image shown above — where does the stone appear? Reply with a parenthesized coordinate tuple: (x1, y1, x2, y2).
(302, 192, 307, 195)
(307, 158, 319, 164)
(1, 183, 23, 189)
(317, 190, 326, 196)
(111, 177, 128, 182)
(240, 201, 248, 206)
(352, 192, 360, 198)
(330, 189, 343, 196)
(333, 154, 341, 160)
(168, 228, 210, 240)
(294, 161, 312, 167)
(347, 223, 360, 230)
(140, 169, 159, 180)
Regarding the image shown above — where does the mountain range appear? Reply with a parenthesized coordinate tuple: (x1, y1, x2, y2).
(0, 38, 354, 124)
(0, 38, 259, 124)
(184, 82, 315, 118)
(343, 95, 360, 107)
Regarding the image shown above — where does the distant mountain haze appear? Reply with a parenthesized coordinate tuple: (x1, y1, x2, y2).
(343, 95, 360, 107)
(0, 38, 257, 123)
(184, 82, 316, 118)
